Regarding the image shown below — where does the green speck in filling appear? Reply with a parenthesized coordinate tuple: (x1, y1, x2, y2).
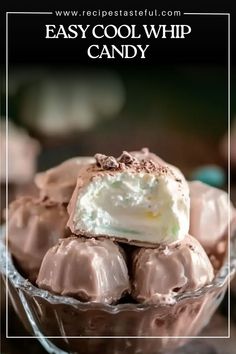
(90, 211, 97, 220)
(171, 224, 180, 236)
(111, 181, 122, 188)
(101, 225, 141, 235)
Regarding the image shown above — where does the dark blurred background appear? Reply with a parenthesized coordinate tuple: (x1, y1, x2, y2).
(0, 3, 234, 168)
(0, 2, 234, 168)
(1, 64, 233, 171)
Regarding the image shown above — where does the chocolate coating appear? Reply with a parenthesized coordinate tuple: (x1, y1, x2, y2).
(36, 237, 130, 304)
(7, 197, 69, 281)
(35, 156, 95, 204)
(130, 147, 165, 165)
(189, 181, 233, 253)
(132, 235, 214, 304)
(131, 148, 189, 191)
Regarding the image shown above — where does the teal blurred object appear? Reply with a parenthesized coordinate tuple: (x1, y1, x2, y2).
(190, 165, 226, 188)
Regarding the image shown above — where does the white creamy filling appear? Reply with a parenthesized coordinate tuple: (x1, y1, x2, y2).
(74, 172, 189, 244)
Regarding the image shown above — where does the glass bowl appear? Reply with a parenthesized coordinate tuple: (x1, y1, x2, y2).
(1, 228, 236, 354)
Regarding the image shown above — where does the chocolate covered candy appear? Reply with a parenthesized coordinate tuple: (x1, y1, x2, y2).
(7, 197, 69, 281)
(189, 181, 234, 253)
(35, 156, 95, 204)
(36, 237, 130, 304)
(132, 235, 214, 304)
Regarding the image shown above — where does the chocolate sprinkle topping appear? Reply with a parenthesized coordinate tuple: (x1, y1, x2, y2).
(95, 154, 119, 170)
(117, 151, 139, 165)
(94, 149, 171, 175)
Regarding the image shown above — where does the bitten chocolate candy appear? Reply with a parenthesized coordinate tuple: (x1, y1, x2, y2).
(67, 149, 190, 246)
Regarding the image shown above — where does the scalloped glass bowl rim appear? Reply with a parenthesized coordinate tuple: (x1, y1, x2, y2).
(1, 228, 236, 314)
